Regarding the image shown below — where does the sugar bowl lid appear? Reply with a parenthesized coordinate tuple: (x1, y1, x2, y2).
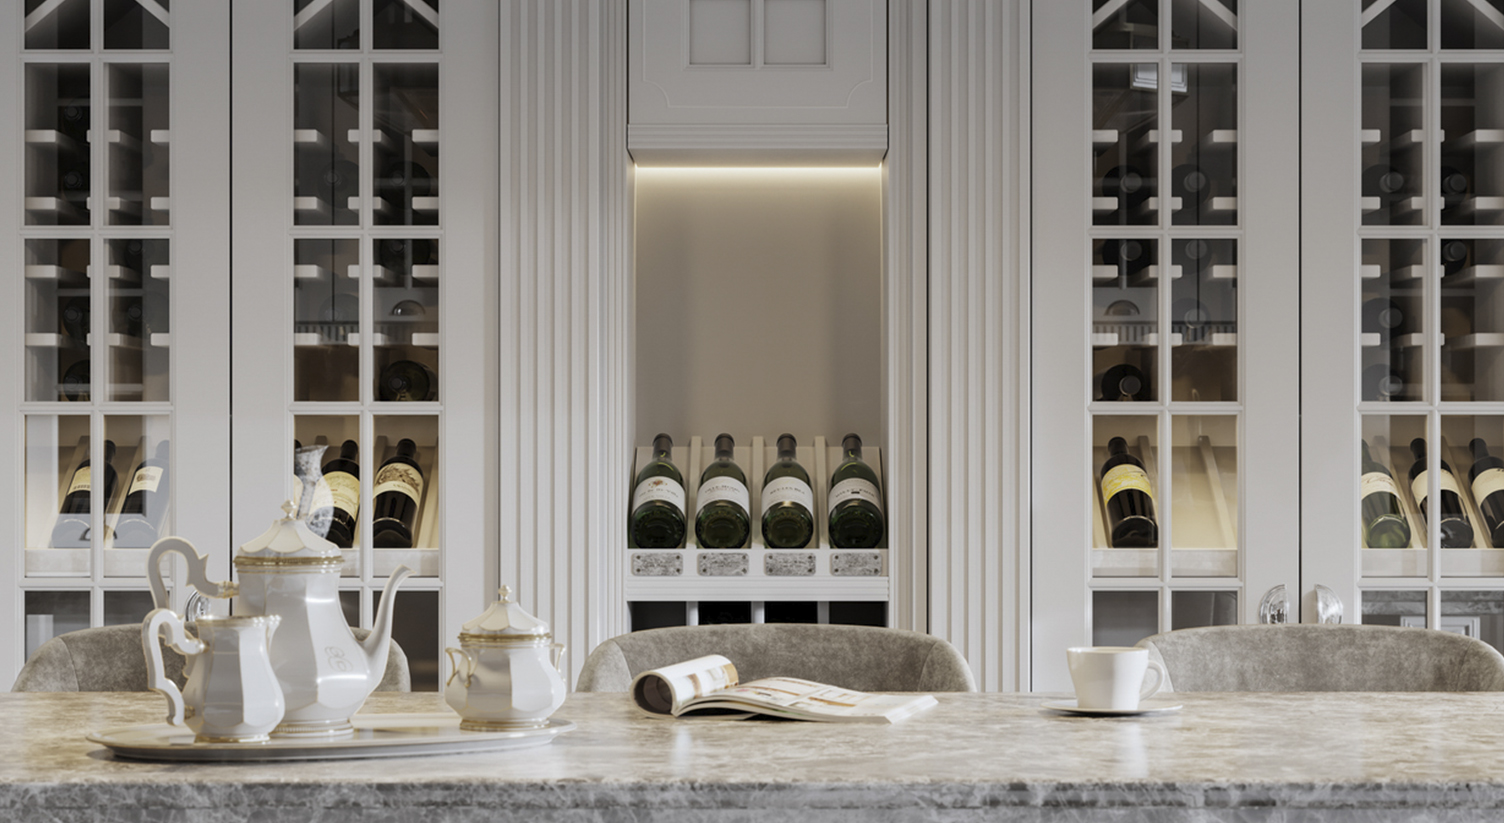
(460, 585, 551, 641)
(236, 500, 341, 564)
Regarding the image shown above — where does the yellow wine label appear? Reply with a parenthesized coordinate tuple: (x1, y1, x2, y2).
(696, 476, 749, 515)
(1102, 464, 1152, 502)
(67, 466, 90, 495)
(1474, 468, 1504, 505)
(1360, 471, 1399, 500)
(633, 476, 685, 515)
(374, 462, 424, 503)
(129, 466, 163, 495)
(326, 470, 360, 517)
(1411, 469, 1461, 507)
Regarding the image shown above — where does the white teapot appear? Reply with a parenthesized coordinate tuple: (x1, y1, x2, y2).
(445, 585, 567, 730)
(148, 502, 411, 738)
(143, 609, 283, 743)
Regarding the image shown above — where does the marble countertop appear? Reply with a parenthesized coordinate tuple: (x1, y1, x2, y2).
(10, 690, 1504, 821)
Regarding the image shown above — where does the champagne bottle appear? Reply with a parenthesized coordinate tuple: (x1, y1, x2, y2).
(1408, 438, 1474, 548)
(114, 441, 170, 548)
(1362, 363, 1404, 402)
(50, 440, 116, 548)
(372, 438, 425, 548)
(61, 296, 89, 342)
(1100, 239, 1149, 275)
(1361, 298, 1408, 344)
(378, 359, 436, 401)
(695, 434, 750, 549)
(321, 439, 361, 549)
(1360, 440, 1410, 549)
(828, 434, 885, 549)
(761, 433, 815, 549)
(1442, 239, 1471, 277)
(630, 433, 686, 548)
(1099, 363, 1150, 402)
(59, 359, 89, 402)
(1100, 436, 1156, 548)
(1469, 438, 1504, 548)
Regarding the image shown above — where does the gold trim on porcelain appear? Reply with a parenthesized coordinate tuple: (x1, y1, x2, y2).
(457, 633, 552, 647)
(235, 556, 344, 570)
(459, 717, 551, 732)
(195, 733, 270, 744)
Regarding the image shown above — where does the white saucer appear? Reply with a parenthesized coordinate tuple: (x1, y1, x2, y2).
(1041, 698, 1182, 716)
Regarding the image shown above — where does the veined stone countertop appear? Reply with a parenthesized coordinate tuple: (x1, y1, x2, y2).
(9, 690, 1504, 821)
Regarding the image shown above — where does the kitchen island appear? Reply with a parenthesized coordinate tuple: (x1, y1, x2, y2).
(7, 690, 1504, 821)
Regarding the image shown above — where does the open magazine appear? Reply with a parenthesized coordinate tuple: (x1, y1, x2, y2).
(629, 654, 938, 724)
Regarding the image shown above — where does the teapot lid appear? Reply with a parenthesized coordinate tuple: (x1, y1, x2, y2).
(236, 501, 342, 564)
(460, 585, 551, 638)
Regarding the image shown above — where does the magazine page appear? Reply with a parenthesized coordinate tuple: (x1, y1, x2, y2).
(682, 676, 939, 724)
(630, 654, 741, 717)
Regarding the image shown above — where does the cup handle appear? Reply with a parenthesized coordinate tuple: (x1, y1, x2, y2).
(1140, 659, 1167, 701)
(444, 647, 472, 688)
(551, 643, 567, 674)
(143, 608, 203, 727)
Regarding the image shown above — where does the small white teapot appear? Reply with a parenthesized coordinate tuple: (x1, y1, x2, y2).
(445, 585, 567, 731)
(143, 609, 284, 743)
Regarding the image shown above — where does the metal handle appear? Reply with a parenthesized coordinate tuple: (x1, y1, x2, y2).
(1259, 584, 1289, 624)
(1316, 584, 1344, 624)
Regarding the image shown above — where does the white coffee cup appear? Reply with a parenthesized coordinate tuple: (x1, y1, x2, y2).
(1066, 646, 1166, 711)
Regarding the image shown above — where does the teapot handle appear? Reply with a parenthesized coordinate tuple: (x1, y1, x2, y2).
(143, 608, 204, 727)
(444, 647, 476, 688)
(551, 643, 567, 675)
(148, 537, 237, 610)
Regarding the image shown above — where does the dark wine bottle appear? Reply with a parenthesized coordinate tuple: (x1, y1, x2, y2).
(321, 439, 361, 549)
(1469, 438, 1504, 549)
(1408, 438, 1474, 548)
(1101, 165, 1150, 213)
(59, 359, 89, 402)
(377, 237, 437, 270)
(378, 359, 436, 401)
(116, 297, 144, 338)
(1100, 436, 1157, 548)
(695, 434, 750, 549)
(828, 434, 885, 549)
(630, 434, 686, 548)
(1363, 164, 1407, 207)
(58, 103, 88, 143)
(1170, 163, 1211, 210)
(1100, 239, 1149, 275)
(1441, 165, 1470, 210)
(1360, 440, 1411, 549)
(61, 296, 89, 342)
(372, 438, 425, 548)
(1361, 298, 1408, 344)
(317, 158, 359, 207)
(59, 162, 88, 192)
(114, 441, 170, 548)
(1099, 363, 1151, 402)
(383, 161, 434, 197)
(761, 433, 815, 549)
(1442, 239, 1471, 277)
(50, 440, 116, 548)
(1361, 363, 1404, 402)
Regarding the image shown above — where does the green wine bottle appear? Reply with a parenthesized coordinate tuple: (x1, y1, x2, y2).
(695, 433, 750, 548)
(827, 433, 884, 549)
(761, 433, 814, 548)
(1360, 439, 1410, 549)
(630, 433, 686, 548)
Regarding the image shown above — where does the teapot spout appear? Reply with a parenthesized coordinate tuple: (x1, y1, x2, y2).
(361, 565, 414, 680)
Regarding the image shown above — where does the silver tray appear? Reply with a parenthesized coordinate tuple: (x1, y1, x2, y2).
(88, 713, 574, 762)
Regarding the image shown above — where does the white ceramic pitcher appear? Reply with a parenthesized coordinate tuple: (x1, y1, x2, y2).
(445, 585, 567, 730)
(143, 609, 284, 743)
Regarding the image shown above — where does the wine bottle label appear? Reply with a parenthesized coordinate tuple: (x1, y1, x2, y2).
(763, 476, 815, 513)
(129, 466, 162, 495)
(828, 478, 881, 514)
(696, 476, 749, 515)
(1360, 471, 1400, 501)
(1412, 469, 1461, 507)
(67, 467, 90, 495)
(1474, 467, 1504, 504)
(326, 470, 360, 515)
(374, 462, 424, 503)
(633, 476, 685, 515)
(1101, 464, 1153, 503)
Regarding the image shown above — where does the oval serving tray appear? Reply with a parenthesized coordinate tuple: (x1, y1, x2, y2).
(88, 713, 574, 762)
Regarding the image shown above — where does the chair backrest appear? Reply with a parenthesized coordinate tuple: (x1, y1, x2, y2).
(12, 623, 412, 693)
(1136, 624, 1504, 692)
(576, 623, 977, 693)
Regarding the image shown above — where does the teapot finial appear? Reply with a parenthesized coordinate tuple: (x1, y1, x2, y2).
(498, 585, 513, 604)
(281, 500, 297, 520)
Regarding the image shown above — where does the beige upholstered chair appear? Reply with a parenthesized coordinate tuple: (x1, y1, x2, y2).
(576, 623, 977, 692)
(1135, 624, 1504, 692)
(12, 624, 411, 693)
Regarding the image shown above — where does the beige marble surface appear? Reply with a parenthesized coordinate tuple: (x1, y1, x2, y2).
(9, 690, 1504, 821)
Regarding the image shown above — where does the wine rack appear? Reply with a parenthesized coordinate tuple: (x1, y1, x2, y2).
(626, 435, 889, 604)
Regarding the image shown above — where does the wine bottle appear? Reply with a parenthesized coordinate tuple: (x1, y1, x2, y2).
(1470, 438, 1504, 549)
(1362, 164, 1407, 207)
(50, 440, 117, 548)
(61, 296, 89, 342)
(1100, 436, 1157, 548)
(1408, 438, 1474, 549)
(383, 161, 434, 197)
(828, 434, 885, 549)
(378, 359, 436, 401)
(695, 434, 750, 549)
(293, 440, 334, 538)
(58, 103, 88, 143)
(59, 162, 88, 192)
(59, 359, 89, 402)
(114, 441, 170, 548)
(630, 433, 686, 548)
(1101, 165, 1149, 213)
(1442, 239, 1471, 277)
(1361, 363, 1404, 402)
(1360, 440, 1411, 549)
(321, 439, 361, 549)
(1361, 298, 1408, 344)
(372, 438, 425, 548)
(116, 297, 144, 338)
(1099, 363, 1151, 402)
(1171, 298, 1211, 333)
(761, 433, 815, 549)
(1441, 165, 1470, 209)
(1100, 239, 1149, 275)
(318, 159, 359, 205)
(1170, 163, 1211, 210)
(377, 237, 437, 270)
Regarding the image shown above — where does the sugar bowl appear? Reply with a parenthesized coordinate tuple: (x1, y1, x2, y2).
(445, 585, 567, 731)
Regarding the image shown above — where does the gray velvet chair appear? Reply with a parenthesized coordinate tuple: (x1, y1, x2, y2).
(12, 624, 412, 693)
(576, 623, 977, 692)
(1135, 624, 1504, 692)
